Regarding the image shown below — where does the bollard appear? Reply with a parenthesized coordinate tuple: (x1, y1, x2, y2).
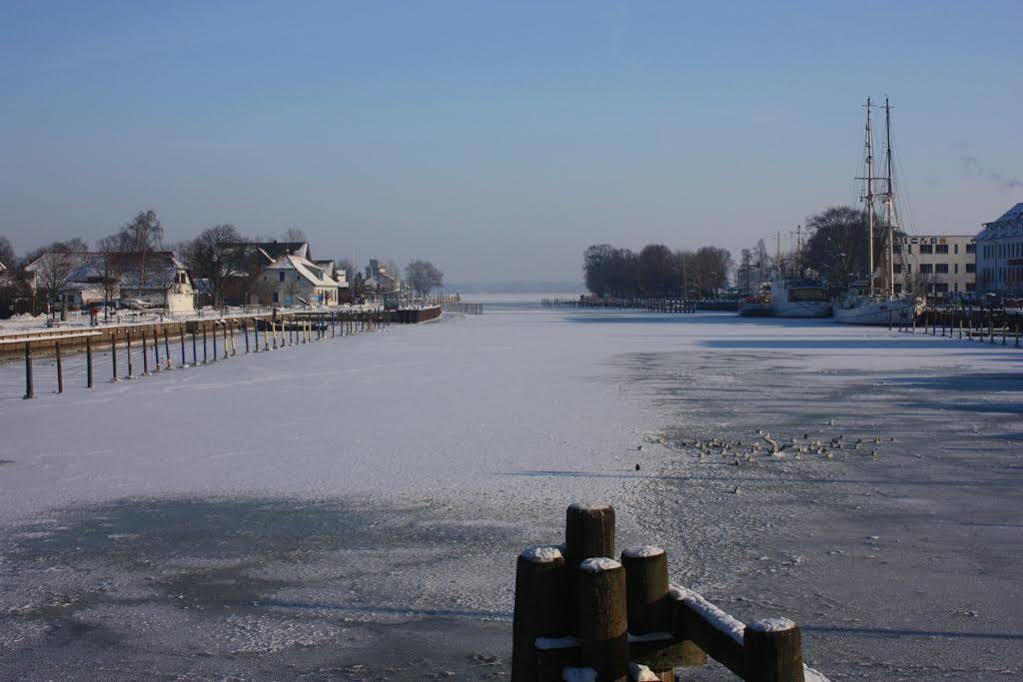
(566, 503, 616, 567)
(24, 342, 34, 399)
(86, 336, 94, 389)
(622, 546, 670, 635)
(578, 557, 628, 681)
(511, 546, 569, 682)
(55, 342, 64, 393)
(743, 618, 805, 682)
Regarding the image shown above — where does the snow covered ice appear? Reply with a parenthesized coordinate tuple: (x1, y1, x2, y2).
(2, 298, 1022, 679)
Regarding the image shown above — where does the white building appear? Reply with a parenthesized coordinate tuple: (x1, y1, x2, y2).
(253, 253, 346, 307)
(975, 202, 1023, 297)
(894, 234, 976, 300)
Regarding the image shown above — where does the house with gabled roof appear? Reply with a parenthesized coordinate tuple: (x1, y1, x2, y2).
(976, 202, 1023, 296)
(252, 253, 346, 307)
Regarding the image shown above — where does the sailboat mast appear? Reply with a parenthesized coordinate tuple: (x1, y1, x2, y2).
(884, 97, 896, 298)
(863, 98, 875, 296)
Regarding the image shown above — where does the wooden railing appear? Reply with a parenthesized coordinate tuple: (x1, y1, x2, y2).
(513, 504, 826, 682)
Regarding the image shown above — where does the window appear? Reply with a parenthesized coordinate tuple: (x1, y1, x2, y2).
(907, 244, 913, 254)
(893, 264, 902, 274)
(954, 244, 959, 255)
(966, 242, 975, 254)
(935, 244, 949, 254)
(935, 263, 948, 274)
(272, 292, 279, 302)
(906, 263, 912, 274)
(919, 243, 933, 254)
(278, 271, 285, 282)
(954, 263, 958, 274)
(966, 263, 976, 273)
(932, 282, 949, 294)
(919, 264, 933, 274)
(966, 282, 976, 292)
(894, 283, 903, 295)
(893, 244, 902, 254)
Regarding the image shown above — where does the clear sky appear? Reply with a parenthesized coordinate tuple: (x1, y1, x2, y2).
(1, 1, 1021, 284)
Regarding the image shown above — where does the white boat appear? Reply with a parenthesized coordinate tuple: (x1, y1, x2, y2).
(834, 96, 920, 325)
(770, 278, 832, 318)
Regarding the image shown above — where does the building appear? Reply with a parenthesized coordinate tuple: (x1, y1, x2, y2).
(975, 202, 1023, 297)
(220, 241, 311, 306)
(252, 253, 346, 307)
(893, 234, 976, 300)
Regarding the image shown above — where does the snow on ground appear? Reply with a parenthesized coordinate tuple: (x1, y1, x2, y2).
(1, 299, 1022, 680)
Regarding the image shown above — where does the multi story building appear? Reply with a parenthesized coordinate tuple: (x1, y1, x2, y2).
(975, 202, 1023, 297)
(893, 234, 976, 300)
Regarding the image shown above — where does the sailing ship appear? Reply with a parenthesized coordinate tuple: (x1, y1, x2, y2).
(834, 97, 921, 325)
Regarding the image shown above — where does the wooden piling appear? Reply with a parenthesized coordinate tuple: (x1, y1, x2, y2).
(141, 330, 149, 375)
(202, 324, 209, 363)
(512, 546, 569, 682)
(164, 326, 172, 369)
(742, 619, 804, 682)
(86, 336, 94, 388)
(180, 324, 187, 367)
(621, 546, 669, 635)
(54, 341, 64, 394)
(152, 328, 160, 372)
(24, 342, 34, 399)
(126, 331, 134, 379)
(566, 503, 616, 567)
(578, 557, 628, 681)
(244, 320, 250, 353)
(111, 331, 119, 382)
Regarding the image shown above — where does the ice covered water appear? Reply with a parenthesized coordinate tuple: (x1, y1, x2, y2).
(1, 303, 1021, 678)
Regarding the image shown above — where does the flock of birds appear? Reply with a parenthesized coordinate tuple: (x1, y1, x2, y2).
(637, 421, 897, 471)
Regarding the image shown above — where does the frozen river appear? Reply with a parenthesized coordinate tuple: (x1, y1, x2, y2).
(1, 299, 1021, 680)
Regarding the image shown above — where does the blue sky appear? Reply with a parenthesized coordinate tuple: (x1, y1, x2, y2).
(1, 1, 1021, 283)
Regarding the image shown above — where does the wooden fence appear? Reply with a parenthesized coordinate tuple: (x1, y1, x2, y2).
(2, 306, 441, 400)
(895, 307, 1023, 348)
(513, 504, 822, 682)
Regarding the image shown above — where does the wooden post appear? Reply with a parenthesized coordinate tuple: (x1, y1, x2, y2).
(223, 322, 229, 359)
(111, 330, 119, 382)
(264, 318, 270, 351)
(86, 336, 94, 388)
(192, 325, 199, 365)
(743, 619, 804, 682)
(211, 322, 218, 360)
(24, 342, 34, 399)
(164, 326, 172, 369)
(511, 546, 568, 682)
(55, 341, 64, 393)
(126, 331, 134, 379)
(180, 324, 187, 367)
(271, 319, 277, 350)
(142, 329, 150, 375)
(578, 557, 628, 681)
(202, 324, 209, 363)
(254, 319, 261, 352)
(244, 320, 250, 353)
(566, 503, 616, 568)
(152, 328, 160, 372)
(230, 321, 236, 356)
(622, 546, 669, 635)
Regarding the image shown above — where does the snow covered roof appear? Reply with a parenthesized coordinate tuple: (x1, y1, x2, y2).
(977, 202, 1023, 241)
(265, 254, 341, 289)
(61, 252, 188, 291)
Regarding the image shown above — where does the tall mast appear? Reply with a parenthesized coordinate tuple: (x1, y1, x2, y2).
(863, 97, 876, 296)
(883, 97, 896, 298)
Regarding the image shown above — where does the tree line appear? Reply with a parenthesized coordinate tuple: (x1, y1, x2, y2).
(583, 243, 733, 299)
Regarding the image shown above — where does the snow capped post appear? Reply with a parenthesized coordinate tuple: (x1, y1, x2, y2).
(512, 546, 568, 682)
(621, 546, 668, 635)
(565, 503, 615, 572)
(743, 618, 804, 682)
(578, 557, 628, 681)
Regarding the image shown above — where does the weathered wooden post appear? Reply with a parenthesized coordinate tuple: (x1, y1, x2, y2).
(512, 546, 569, 682)
(622, 546, 669, 635)
(566, 503, 615, 568)
(164, 326, 172, 369)
(271, 319, 277, 350)
(254, 319, 261, 352)
(24, 342, 34, 399)
(223, 322, 229, 359)
(126, 331, 134, 379)
(244, 320, 250, 353)
(86, 335, 94, 389)
(578, 557, 628, 681)
(211, 322, 218, 360)
(263, 317, 270, 351)
(202, 323, 209, 363)
(331, 313, 336, 338)
(54, 342, 64, 394)
(111, 331, 119, 382)
(192, 325, 199, 365)
(229, 320, 236, 356)
(743, 619, 805, 682)
(152, 327, 160, 372)
(180, 324, 187, 367)
(142, 329, 150, 375)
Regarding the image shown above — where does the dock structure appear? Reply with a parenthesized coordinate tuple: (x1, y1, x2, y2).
(513, 504, 822, 682)
(1, 306, 442, 400)
(541, 298, 737, 313)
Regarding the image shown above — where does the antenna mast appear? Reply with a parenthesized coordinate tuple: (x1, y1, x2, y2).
(883, 97, 896, 298)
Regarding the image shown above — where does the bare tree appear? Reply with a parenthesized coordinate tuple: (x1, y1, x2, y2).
(183, 224, 243, 306)
(116, 210, 164, 297)
(95, 234, 124, 320)
(0, 236, 15, 270)
(404, 260, 444, 297)
(283, 227, 307, 243)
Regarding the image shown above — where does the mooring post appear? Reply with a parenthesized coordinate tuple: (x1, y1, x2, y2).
(578, 557, 628, 681)
(271, 319, 277, 350)
(223, 322, 229, 359)
(142, 330, 150, 375)
(180, 324, 187, 367)
(111, 331, 119, 382)
(86, 336, 94, 388)
(264, 318, 270, 351)
(152, 328, 160, 372)
(743, 619, 805, 682)
(126, 331, 134, 379)
(211, 322, 218, 360)
(164, 326, 172, 369)
(24, 342, 34, 399)
(511, 546, 568, 682)
(565, 503, 615, 635)
(191, 325, 198, 365)
(202, 324, 208, 363)
(55, 341, 64, 393)
(244, 320, 250, 353)
(254, 319, 261, 352)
